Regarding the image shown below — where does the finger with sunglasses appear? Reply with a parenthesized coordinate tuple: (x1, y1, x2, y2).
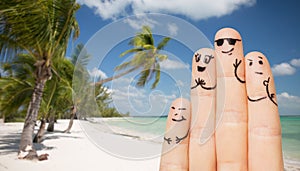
(214, 28, 248, 170)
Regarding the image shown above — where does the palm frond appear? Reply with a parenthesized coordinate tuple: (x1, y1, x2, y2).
(136, 68, 151, 87)
(114, 61, 132, 71)
(151, 64, 161, 89)
(0, 0, 80, 62)
(157, 37, 171, 50)
(120, 48, 144, 57)
(156, 54, 168, 61)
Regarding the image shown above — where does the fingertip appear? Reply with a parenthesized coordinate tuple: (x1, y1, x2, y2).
(245, 51, 275, 97)
(191, 48, 216, 95)
(214, 27, 242, 41)
(165, 98, 191, 136)
(214, 27, 244, 77)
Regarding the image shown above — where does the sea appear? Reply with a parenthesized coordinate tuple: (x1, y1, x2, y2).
(101, 115, 300, 163)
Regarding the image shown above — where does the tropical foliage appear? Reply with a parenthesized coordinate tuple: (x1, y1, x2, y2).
(95, 26, 170, 89)
(0, 0, 81, 157)
(0, 44, 126, 122)
(0, 0, 169, 160)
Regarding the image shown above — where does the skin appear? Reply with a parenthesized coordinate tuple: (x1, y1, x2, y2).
(160, 28, 284, 171)
(214, 28, 248, 171)
(160, 98, 191, 171)
(245, 52, 284, 171)
(190, 48, 216, 171)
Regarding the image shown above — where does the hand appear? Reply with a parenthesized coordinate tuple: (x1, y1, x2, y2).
(233, 58, 242, 69)
(160, 28, 283, 171)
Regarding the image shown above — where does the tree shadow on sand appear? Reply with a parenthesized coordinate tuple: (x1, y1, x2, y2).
(0, 128, 82, 156)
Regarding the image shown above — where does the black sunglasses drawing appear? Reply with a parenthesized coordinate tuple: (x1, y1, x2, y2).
(215, 38, 241, 46)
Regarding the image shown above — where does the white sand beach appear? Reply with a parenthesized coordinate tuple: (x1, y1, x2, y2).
(1, 119, 300, 171)
(0, 120, 161, 171)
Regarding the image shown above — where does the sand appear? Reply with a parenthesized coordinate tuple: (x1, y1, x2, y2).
(0, 119, 299, 171)
(0, 120, 161, 171)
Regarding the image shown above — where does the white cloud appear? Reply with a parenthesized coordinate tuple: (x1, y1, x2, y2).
(89, 67, 108, 79)
(78, 0, 256, 21)
(271, 63, 296, 76)
(278, 92, 300, 102)
(277, 92, 300, 115)
(167, 23, 178, 36)
(123, 15, 158, 30)
(109, 76, 178, 116)
(160, 59, 189, 70)
(77, 0, 131, 20)
(290, 58, 300, 67)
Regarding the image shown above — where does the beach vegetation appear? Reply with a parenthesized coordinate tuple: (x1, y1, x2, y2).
(94, 26, 171, 89)
(0, 0, 80, 159)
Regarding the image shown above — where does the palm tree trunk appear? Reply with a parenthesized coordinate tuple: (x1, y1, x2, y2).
(18, 79, 46, 159)
(64, 105, 76, 133)
(33, 119, 46, 143)
(94, 66, 139, 86)
(47, 115, 55, 132)
(18, 59, 51, 160)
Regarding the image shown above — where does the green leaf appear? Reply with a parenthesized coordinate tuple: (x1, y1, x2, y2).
(151, 64, 161, 89)
(120, 48, 143, 57)
(157, 37, 171, 50)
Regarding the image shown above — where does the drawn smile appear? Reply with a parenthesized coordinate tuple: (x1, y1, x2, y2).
(247, 96, 267, 102)
(255, 72, 263, 75)
(221, 48, 234, 55)
(197, 66, 206, 72)
(172, 116, 186, 122)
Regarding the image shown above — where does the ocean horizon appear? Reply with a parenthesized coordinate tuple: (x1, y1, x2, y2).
(88, 115, 300, 163)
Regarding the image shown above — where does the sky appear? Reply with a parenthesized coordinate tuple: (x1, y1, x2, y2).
(68, 0, 300, 116)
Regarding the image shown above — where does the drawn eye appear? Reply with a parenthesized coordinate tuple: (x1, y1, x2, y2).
(249, 61, 253, 66)
(259, 60, 263, 65)
(171, 106, 175, 109)
(195, 53, 201, 62)
(204, 55, 214, 64)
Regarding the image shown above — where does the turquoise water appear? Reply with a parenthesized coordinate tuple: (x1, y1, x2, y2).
(281, 116, 300, 161)
(104, 116, 300, 161)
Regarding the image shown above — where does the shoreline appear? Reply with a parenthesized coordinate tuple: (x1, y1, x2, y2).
(0, 119, 300, 170)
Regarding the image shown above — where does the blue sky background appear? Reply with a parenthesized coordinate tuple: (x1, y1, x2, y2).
(68, 0, 300, 116)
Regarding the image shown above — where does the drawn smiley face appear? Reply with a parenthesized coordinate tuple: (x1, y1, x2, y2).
(245, 52, 278, 106)
(214, 28, 242, 56)
(170, 106, 187, 122)
(247, 56, 265, 75)
(194, 52, 215, 72)
(191, 48, 216, 90)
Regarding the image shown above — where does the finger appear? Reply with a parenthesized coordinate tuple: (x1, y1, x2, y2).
(245, 51, 284, 171)
(189, 48, 216, 171)
(214, 28, 248, 170)
(160, 98, 191, 171)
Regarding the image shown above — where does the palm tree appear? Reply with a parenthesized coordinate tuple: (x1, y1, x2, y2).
(0, 54, 35, 122)
(0, 0, 79, 159)
(0, 54, 74, 139)
(94, 26, 170, 89)
(64, 43, 90, 132)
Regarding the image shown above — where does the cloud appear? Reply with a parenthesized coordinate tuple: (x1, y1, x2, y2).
(167, 23, 178, 36)
(160, 59, 189, 70)
(271, 63, 296, 76)
(109, 76, 178, 116)
(89, 67, 108, 79)
(123, 15, 158, 30)
(290, 58, 300, 67)
(277, 92, 300, 115)
(78, 0, 256, 21)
